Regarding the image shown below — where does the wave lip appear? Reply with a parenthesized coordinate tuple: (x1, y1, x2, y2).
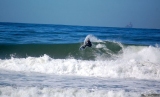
(0, 41, 123, 60)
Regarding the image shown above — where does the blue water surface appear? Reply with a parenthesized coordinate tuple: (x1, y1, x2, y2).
(0, 22, 160, 45)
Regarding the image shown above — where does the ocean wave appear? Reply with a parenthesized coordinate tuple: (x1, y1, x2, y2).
(0, 35, 160, 79)
(0, 38, 122, 60)
(0, 45, 160, 80)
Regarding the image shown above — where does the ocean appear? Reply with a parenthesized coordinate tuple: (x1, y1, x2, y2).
(0, 22, 160, 97)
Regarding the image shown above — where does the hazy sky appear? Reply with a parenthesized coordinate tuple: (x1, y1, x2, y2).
(0, 0, 160, 29)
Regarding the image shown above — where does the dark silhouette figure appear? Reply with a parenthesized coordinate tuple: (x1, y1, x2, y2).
(80, 38, 92, 50)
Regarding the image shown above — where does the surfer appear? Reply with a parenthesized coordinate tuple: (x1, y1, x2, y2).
(80, 38, 92, 50)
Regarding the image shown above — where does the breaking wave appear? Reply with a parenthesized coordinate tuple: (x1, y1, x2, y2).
(0, 35, 122, 60)
(0, 35, 160, 80)
(0, 43, 160, 80)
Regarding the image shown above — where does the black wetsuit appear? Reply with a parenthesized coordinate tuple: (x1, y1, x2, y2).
(85, 40, 92, 47)
(81, 39, 92, 49)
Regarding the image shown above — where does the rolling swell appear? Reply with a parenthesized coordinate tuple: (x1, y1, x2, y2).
(0, 41, 122, 60)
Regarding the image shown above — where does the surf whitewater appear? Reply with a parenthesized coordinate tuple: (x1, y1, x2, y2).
(0, 22, 160, 97)
(0, 39, 160, 80)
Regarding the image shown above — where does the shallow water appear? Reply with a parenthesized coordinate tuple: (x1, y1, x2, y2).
(0, 70, 160, 97)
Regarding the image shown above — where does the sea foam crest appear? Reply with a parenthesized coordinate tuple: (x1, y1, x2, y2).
(84, 34, 103, 43)
(0, 45, 160, 80)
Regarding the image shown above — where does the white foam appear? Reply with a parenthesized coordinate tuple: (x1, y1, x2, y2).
(122, 46, 160, 64)
(0, 86, 140, 97)
(84, 34, 103, 43)
(0, 32, 160, 80)
(96, 44, 106, 48)
(0, 45, 160, 80)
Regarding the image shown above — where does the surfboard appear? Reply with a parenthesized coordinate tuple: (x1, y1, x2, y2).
(79, 45, 86, 50)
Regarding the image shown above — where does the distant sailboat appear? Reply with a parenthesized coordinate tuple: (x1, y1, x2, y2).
(125, 22, 133, 28)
